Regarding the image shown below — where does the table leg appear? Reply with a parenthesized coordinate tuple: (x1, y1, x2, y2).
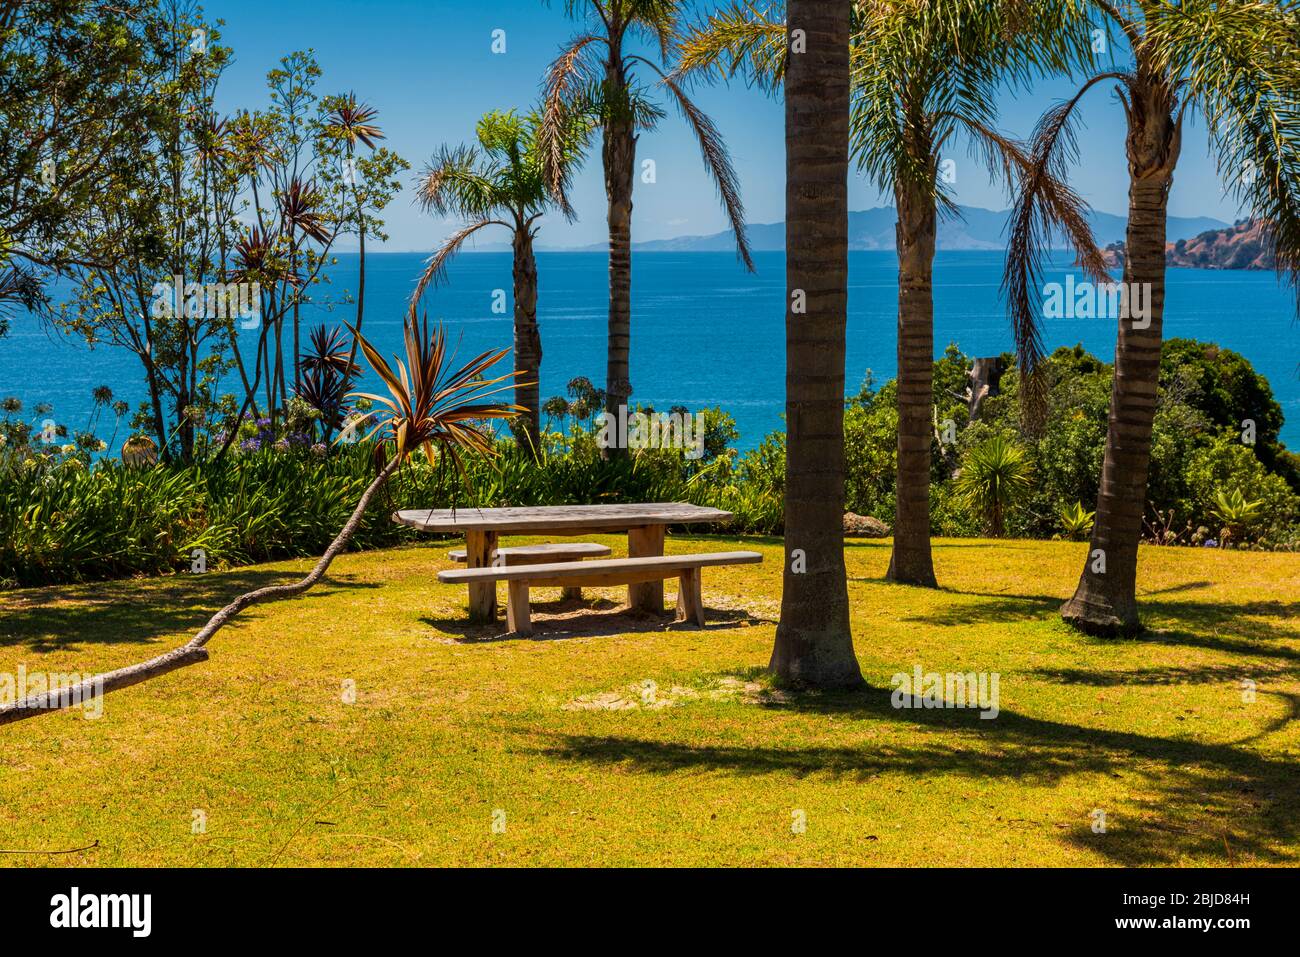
(627, 524, 665, 613)
(465, 529, 498, 623)
(676, 568, 704, 626)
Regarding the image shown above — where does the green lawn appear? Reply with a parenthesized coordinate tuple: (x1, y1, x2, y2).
(1, 535, 1297, 866)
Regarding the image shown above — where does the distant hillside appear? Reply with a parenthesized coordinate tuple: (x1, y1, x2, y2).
(538, 205, 1227, 253)
(1102, 220, 1276, 270)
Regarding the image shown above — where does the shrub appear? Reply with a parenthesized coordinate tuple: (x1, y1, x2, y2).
(952, 434, 1033, 536)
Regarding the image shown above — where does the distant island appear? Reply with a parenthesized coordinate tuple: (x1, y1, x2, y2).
(1103, 220, 1277, 271)
(465, 205, 1229, 254)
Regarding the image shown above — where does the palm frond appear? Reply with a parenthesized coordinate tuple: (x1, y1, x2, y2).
(627, 0, 682, 61)
(674, 0, 786, 91)
(414, 145, 498, 219)
(1002, 72, 1130, 430)
(634, 56, 753, 271)
(539, 32, 605, 217)
(279, 177, 332, 245)
(408, 219, 506, 318)
(1146, 0, 1300, 316)
(0, 263, 50, 329)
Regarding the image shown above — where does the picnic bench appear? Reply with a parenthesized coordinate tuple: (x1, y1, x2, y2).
(392, 503, 737, 624)
(446, 542, 611, 600)
(438, 551, 763, 637)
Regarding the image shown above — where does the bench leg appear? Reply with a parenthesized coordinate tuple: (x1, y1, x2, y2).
(560, 586, 583, 601)
(627, 525, 665, 613)
(466, 529, 498, 624)
(507, 580, 533, 637)
(676, 568, 705, 626)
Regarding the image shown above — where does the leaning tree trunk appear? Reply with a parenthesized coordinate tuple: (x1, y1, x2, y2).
(602, 65, 636, 460)
(887, 175, 939, 587)
(0, 455, 402, 726)
(1061, 77, 1179, 637)
(511, 227, 542, 451)
(769, 0, 864, 689)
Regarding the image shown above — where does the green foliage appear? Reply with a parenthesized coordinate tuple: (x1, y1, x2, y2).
(8, 335, 1300, 589)
(0, 0, 160, 317)
(1182, 431, 1298, 544)
(952, 434, 1034, 536)
(0, 421, 774, 587)
(843, 378, 898, 525)
(972, 341, 1300, 544)
(1159, 338, 1297, 490)
(1057, 501, 1095, 540)
(1208, 487, 1266, 542)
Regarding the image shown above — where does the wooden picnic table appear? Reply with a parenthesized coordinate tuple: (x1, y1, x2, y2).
(393, 503, 733, 623)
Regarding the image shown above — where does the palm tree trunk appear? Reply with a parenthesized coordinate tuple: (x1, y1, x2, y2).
(0, 454, 402, 726)
(512, 226, 542, 451)
(887, 177, 939, 587)
(603, 68, 636, 460)
(769, 0, 864, 689)
(1061, 78, 1179, 636)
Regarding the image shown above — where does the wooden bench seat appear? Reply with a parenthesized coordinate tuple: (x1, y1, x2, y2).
(447, 542, 612, 600)
(438, 551, 762, 636)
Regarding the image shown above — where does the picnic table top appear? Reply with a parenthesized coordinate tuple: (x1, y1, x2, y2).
(392, 502, 733, 534)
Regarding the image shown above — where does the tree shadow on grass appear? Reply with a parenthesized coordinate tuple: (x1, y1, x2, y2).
(530, 685, 1299, 864)
(423, 603, 772, 644)
(1030, 663, 1300, 686)
(1135, 626, 1300, 662)
(895, 584, 1299, 644)
(0, 570, 378, 653)
(1140, 580, 1214, 596)
(1142, 597, 1300, 638)
(899, 594, 1061, 627)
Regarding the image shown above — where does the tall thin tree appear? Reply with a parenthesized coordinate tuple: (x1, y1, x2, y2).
(1007, 0, 1300, 635)
(540, 0, 754, 458)
(679, 0, 1100, 589)
(768, 0, 863, 687)
(851, 0, 1099, 587)
(411, 109, 589, 450)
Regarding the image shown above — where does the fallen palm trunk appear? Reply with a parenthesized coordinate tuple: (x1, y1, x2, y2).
(0, 457, 400, 728)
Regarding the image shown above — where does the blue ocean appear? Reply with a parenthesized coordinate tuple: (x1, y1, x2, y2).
(4, 250, 1298, 450)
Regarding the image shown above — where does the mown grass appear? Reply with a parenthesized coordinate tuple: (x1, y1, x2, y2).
(1, 535, 1297, 867)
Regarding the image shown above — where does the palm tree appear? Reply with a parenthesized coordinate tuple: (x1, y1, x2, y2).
(1007, 0, 1300, 635)
(851, 0, 1098, 587)
(411, 109, 588, 451)
(679, 0, 1101, 588)
(539, 0, 754, 459)
(0, 312, 519, 725)
(767, 0, 863, 688)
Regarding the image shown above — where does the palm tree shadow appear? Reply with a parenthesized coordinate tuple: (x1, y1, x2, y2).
(1141, 580, 1214, 596)
(1, 570, 379, 652)
(1030, 663, 1300, 685)
(895, 585, 1300, 642)
(900, 594, 1061, 626)
(530, 684, 1299, 864)
(1142, 597, 1300, 640)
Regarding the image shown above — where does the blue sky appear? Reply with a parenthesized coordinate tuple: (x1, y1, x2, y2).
(210, 0, 1246, 252)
